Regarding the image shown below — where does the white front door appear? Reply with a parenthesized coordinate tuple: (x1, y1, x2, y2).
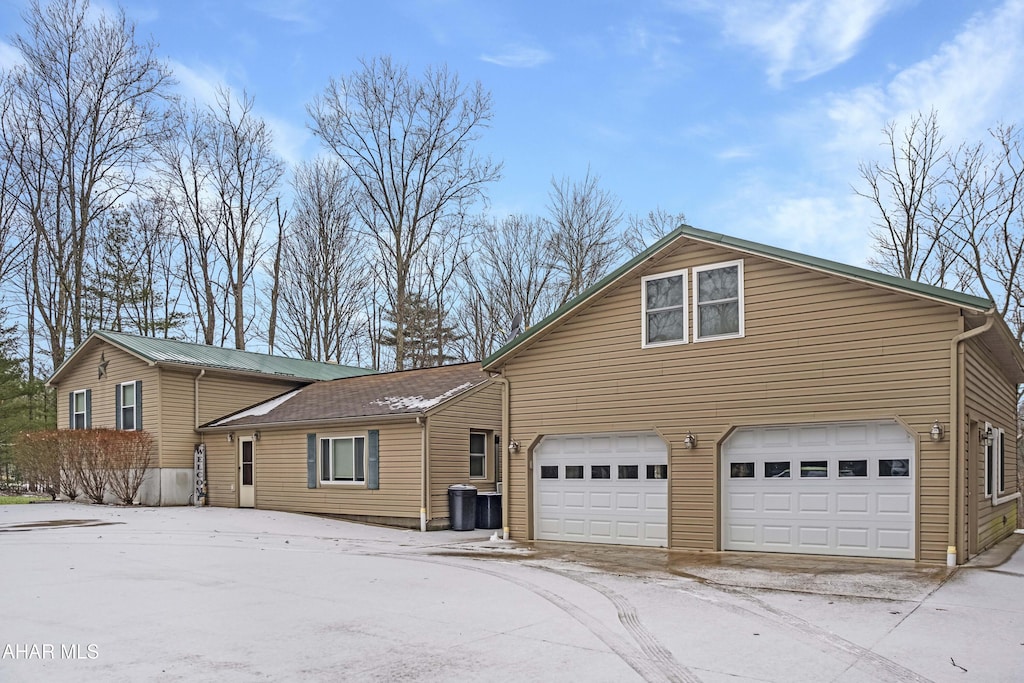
(722, 421, 915, 559)
(534, 432, 668, 547)
(239, 438, 255, 508)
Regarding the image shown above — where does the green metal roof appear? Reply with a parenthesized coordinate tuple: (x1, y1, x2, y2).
(51, 330, 375, 384)
(483, 224, 994, 369)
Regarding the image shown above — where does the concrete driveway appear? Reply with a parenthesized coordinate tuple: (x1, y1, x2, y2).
(1, 502, 1021, 682)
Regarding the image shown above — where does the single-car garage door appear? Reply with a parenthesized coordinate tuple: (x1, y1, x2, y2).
(722, 421, 915, 559)
(535, 433, 668, 547)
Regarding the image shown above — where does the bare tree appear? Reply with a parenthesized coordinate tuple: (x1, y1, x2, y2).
(277, 158, 367, 363)
(265, 197, 287, 354)
(547, 168, 623, 305)
(208, 88, 284, 350)
(856, 110, 961, 286)
(623, 207, 687, 256)
(157, 100, 223, 345)
(308, 56, 501, 369)
(0, 0, 172, 367)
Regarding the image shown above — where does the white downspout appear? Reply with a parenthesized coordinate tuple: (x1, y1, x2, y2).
(417, 415, 427, 532)
(948, 310, 995, 566)
(492, 372, 511, 541)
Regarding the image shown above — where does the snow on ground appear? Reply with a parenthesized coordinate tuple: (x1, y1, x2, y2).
(1, 502, 1021, 682)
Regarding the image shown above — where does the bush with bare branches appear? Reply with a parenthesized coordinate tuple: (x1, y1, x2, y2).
(103, 430, 154, 504)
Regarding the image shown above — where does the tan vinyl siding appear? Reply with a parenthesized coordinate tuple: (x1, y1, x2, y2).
(158, 370, 201, 469)
(500, 239, 960, 561)
(427, 382, 503, 518)
(52, 343, 163, 462)
(197, 373, 303, 426)
(206, 421, 423, 520)
(964, 337, 1019, 552)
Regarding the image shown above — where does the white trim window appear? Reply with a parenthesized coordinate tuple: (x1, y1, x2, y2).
(470, 431, 487, 479)
(984, 425, 1005, 499)
(694, 260, 744, 341)
(119, 382, 138, 430)
(642, 268, 688, 347)
(72, 390, 88, 430)
(320, 435, 366, 484)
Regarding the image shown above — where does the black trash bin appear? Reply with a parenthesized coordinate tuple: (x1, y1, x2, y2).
(448, 484, 477, 531)
(475, 491, 502, 529)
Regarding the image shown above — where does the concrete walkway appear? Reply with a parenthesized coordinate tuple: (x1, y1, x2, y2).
(1, 502, 1021, 682)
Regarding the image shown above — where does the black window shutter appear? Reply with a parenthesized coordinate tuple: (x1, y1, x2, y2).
(135, 380, 143, 430)
(367, 430, 380, 490)
(116, 385, 122, 429)
(68, 392, 74, 429)
(999, 431, 1005, 492)
(306, 433, 317, 489)
(85, 389, 92, 428)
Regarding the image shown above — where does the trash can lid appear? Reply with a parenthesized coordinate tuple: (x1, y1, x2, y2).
(477, 491, 500, 497)
(448, 483, 477, 491)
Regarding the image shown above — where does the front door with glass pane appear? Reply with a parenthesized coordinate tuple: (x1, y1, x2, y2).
(239, 438, 255, 508)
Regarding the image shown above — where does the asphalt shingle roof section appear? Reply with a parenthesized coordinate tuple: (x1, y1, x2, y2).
(204, 362, 491, 428)
(56, 330, 374, 382)
(483, 223, 995, 369)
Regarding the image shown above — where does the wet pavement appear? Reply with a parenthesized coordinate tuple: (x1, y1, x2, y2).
(1, 502, 1021, 682)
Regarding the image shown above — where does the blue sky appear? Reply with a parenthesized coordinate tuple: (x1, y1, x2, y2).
(3, 0, 1024, 267)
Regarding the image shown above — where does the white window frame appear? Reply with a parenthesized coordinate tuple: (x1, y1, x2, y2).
(984, 425, 1004, 499)
(319, 435, 366, 485)
(693, 259, 744, 341)
(641, 268, 688, 348)
(72, 390, 88, 430)
(119, 381, 138, 431)
(469, 431, 488, 480)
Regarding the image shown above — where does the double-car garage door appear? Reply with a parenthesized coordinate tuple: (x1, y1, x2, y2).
(534, 421, 915, 559)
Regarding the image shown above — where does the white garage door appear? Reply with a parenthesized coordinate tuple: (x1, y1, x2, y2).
(535, 433, 668, 547)
(722, 421, 915, 559)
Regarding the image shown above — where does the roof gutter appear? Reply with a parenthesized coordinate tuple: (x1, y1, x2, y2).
(949, 309, 996, 566)
(200, 412, 415, 432)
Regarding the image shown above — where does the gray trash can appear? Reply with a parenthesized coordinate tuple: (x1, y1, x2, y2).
(448, 484, 477, 531)
(476, 491, 502, 529)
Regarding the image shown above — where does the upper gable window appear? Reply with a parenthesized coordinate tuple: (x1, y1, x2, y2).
(694, 260, 744, 341)
(641, 269, 688, 347)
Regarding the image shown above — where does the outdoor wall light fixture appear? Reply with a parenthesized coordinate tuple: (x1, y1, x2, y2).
(226, 432, 234, 443)
(507, 440, 520, 454)
(930, 420, 944, 442)
(682, 431, 697, 449)
(981, 423, 994, 446)
(253, 432, 261, 442)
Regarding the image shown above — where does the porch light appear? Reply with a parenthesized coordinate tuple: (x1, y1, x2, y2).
(226, 432, 234, 443)
(253, 431, 261, 441)
(682, 431, 697, 449)
(930, 420, 944, 442)
(981, 423, 994, 446)
(507, 440, 520, 454)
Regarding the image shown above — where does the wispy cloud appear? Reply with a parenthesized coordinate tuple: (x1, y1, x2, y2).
(480, 44, 551, 68)
(249, 0, 322, 33)
(681, 0, 898, 86)
(168, 59, 225, 107)
(716, 146, 757, 161)
(0, 41, 23, 70)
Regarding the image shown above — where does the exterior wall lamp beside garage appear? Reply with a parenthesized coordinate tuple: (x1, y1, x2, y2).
(930, 420, 944, 442)
(507, 439, 520, 454)
(226, 432, 234, 443)
(682, 431, 698, 449)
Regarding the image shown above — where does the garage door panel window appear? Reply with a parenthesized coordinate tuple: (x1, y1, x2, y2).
(541, 465, 559, 479)
(839, 460, 867, 477)
(731, 462, 754, 478)
(565, 466, 584, 479)
(878, 459, 909, 477)
(591, 465, 611, 479)
(618, 465, 639, 479)
(801, 461, 828, 477)
(764, 461, 790, 478)
(646, 464, 667, 479)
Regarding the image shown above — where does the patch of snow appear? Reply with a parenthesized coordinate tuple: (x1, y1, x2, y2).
(213, 388, 303, 425)
(371, 382, 476, 412)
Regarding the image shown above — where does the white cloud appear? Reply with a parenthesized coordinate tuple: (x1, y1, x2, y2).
(168, 59, 225, 108)
(682, 0, 898, 86)
(262, 113, 312, 170)
(0, 41, 23, 70)
(480, 44, 552, 68)
(716, 146, 757, 161)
